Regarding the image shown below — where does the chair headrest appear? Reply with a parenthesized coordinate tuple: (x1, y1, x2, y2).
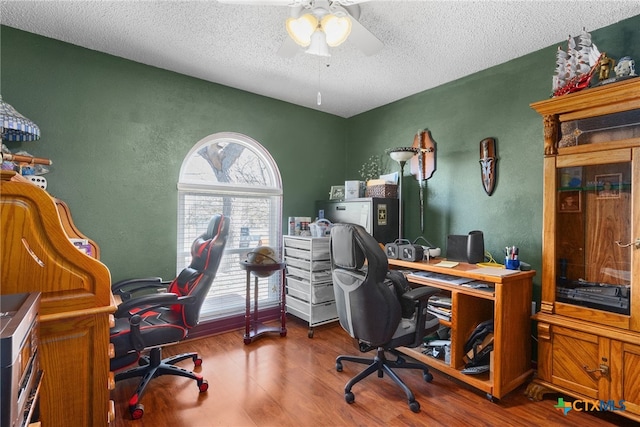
(190, 214, 228, 271)
(330, 223, 366, 270)
(205, 213, 226, 240)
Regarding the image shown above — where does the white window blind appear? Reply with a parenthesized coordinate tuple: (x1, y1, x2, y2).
(177, 133, 282, 321)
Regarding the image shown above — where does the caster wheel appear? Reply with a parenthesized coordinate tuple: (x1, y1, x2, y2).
(308, 329, 314, 338)
(486, 393, 496, 402)
(409, 401, 420, 413)
(199, 380, 209, 393)
(194, 358, 203, 367)
(345, 392, 355, 404)
(336, 362, 343, 372)
(424, 372, 433, 382)
(130, 404, 144, 420)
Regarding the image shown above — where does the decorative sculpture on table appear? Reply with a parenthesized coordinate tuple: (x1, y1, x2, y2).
(479, 137, 497, 196)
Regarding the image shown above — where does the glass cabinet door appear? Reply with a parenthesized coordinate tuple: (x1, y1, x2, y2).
(555, 161, 632, 315)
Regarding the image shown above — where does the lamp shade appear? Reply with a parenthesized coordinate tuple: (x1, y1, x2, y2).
(388, 147, 418, 163)
(0, 96, 41, 142)
(321, 14, 351, 47)
(306, 29, 330, 57)
(286, 13, 318, 47)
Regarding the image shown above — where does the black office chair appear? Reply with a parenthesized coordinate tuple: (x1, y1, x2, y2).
(330, 223, 440, 413)
(109, 213, 229, 419)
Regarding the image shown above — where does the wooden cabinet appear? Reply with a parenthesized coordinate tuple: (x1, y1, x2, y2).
(388, 258, 535, 400)
(0, 174, 116, 426)
(525, 78, 640, 423)
(283, 236, 338, 337)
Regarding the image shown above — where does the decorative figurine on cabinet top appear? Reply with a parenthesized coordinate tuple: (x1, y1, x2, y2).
(552, 28, 603, 97)
(614, 56, 637, 80)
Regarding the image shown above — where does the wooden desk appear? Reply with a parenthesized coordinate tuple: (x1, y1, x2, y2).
(389, 258, 535, 400)
(1, 174, 116, 426)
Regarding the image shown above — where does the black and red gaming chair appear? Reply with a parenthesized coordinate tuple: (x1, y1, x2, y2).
(109, 213, 229, 419)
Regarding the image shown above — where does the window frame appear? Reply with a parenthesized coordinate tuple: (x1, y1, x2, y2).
(177, 132, 283, 330)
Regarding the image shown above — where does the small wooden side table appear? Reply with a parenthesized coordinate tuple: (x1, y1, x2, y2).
(239, 260, 287, 344)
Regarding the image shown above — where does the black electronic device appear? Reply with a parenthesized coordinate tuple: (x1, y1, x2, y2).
(384, 242, 399, 259)
(446, 230, 484, 264)
(1, 292, 42, 427)
(399, 244, 424, 262)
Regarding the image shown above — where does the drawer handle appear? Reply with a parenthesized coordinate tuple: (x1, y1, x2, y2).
(583, 364, 609, 377)
(615, 238, 640, 249)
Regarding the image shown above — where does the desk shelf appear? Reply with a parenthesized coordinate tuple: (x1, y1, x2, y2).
(390, 258, 535, 401)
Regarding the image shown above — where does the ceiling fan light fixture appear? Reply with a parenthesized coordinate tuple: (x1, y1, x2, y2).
(286, 13, 317, 47)
(305, 28, 330, 57)
(321, 14, 351, 47)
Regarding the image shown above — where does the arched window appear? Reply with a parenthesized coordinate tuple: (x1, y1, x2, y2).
(178, 132, 283, 322)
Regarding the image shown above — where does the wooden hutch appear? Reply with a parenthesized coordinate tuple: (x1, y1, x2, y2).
(1, 171, 116, 426)
(525, 78, 640, 423)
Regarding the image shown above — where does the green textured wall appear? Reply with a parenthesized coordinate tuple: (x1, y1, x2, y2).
(346, 15, 640, 304)
(2, 15, 639, 300)
(0, 26, 347, 281)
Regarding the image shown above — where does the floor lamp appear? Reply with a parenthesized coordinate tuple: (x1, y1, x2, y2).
(387, 147, 418, 240)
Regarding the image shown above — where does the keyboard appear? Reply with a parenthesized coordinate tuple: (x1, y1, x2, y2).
(408, 271, 474, 286)
(461, 365, 490, 375)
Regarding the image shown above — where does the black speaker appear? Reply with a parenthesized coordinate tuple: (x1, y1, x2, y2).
(446, 235, 468, 262)
(399, 244, 424, 262)
(384, 242, 399, 259)
(446, 231, 485, 264)
(467, 230, 485, 264)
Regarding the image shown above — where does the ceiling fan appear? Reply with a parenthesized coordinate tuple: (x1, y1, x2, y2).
(217, 0, 383, 57)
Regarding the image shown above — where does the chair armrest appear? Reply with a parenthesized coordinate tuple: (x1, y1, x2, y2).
(402, 286, 440, 302)
(111, 277, 170, 300)
(114, 292, 180, 318)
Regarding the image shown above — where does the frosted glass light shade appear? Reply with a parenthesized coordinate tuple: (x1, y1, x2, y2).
(388, 147, 418, 163)
(306, 29, 330, 57)
(286, 14, 318, 47)
(321, 14, 351, 47)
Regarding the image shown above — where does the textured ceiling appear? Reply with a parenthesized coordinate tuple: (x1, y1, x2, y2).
(2, 1, 640, 118)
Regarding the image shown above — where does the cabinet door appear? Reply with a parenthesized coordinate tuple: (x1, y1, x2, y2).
(550, 326, 609, 399)
(611, 341, 640, 417)
(552, 147, 638, 330)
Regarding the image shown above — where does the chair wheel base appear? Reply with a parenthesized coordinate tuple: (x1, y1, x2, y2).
(409, 400, 420, 413)
(130, 403, 144, 420)
(345, 392, 355, 404)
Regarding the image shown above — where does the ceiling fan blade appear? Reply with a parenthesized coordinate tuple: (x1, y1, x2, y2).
(348, 14, 383, 56)
(277, 37, 300, 57)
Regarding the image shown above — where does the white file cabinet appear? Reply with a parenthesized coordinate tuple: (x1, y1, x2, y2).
(283, 236, 338, 337)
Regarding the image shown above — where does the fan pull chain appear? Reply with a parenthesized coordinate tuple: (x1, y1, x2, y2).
(317, 58, 330, 106)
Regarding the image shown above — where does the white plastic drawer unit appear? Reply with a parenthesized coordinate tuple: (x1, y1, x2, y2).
(286, 295, 338, 324)
(283, 236, 338, 336)
(284, 255, 331, 272)
(283, 237, 330, 259)
(286, 265, 332, 283)
(286, 276, 335, 304)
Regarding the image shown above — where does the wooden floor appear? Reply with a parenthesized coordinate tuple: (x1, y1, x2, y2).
(112, 316, 636, 427)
